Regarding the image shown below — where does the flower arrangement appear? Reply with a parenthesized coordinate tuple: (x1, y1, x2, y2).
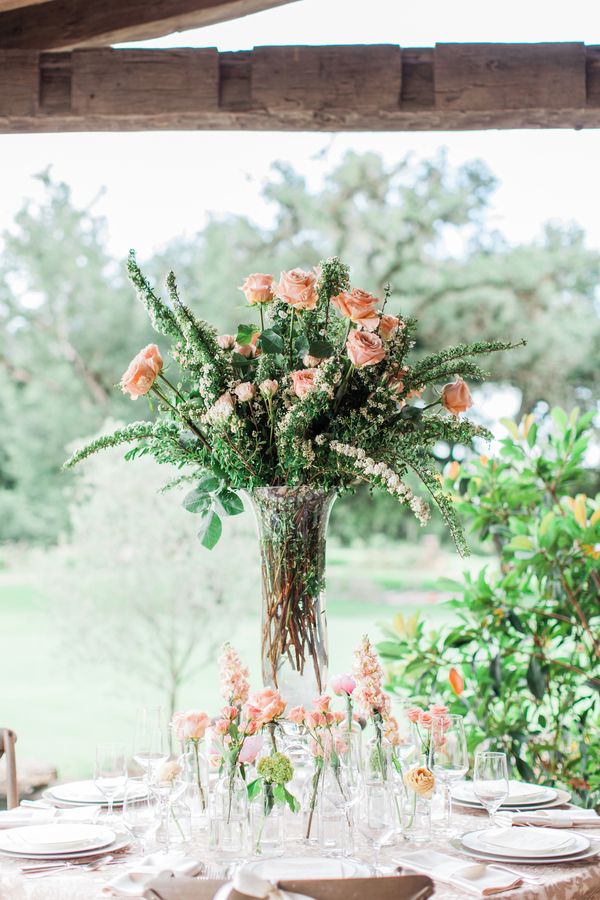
(64, 254, 520, 560)
(247, 752, 299, 853)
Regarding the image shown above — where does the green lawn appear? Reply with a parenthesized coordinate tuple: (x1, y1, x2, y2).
(1, 542, 482, 781)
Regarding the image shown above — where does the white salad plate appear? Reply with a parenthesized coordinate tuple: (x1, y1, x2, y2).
(460, 828, 590, 859)
(452, 781, 557, 807)
(245, 856, 374, 880)
(451, 836, 598, 866)
(0, 824, 115, 856)
(452, 788, 570, 811)
(47, 780, 146, 806)
(0, 832, 131, 861)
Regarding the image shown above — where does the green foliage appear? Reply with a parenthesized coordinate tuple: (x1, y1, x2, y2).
(380, 408, 600, 807)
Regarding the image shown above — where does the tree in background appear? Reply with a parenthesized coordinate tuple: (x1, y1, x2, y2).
(2, 154, 599, 545)
(40, 439, 257, 717)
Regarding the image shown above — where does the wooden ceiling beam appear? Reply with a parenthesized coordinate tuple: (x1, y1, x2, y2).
(0, 0, 297, 50)
(1, 43, 600, 133)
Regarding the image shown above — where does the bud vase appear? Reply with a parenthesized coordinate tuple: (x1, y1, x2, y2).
(211, 763, 249, 857)
(250, 486, 335, 707)
(250, 785, 285, 856)
(179, 741, 209, 832)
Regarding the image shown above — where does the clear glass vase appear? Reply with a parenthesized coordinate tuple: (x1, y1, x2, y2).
(250, 785, 285, 857)
(211, 764, 249, 857)
(179, 740, 209, 832)
(250, 486, 335, 707)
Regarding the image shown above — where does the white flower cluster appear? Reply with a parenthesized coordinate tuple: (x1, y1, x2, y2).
(329, 440, 430, 525)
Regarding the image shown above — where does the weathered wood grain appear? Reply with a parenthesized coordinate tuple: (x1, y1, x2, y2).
(0, 0, 297, 49)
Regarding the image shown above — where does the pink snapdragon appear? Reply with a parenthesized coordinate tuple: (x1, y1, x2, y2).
(218, 642, 250, 707)
(352, 634, 391, 718)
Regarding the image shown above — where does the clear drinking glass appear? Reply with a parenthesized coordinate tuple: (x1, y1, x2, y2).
(473, 751, 509, 826)
(358, 786, 397, 871)
(428, 713, 468, 835)
(122, 776, 158, 853)
(133, 706, 168, 783)
(94, 742, 127, 823)
(394, 701, 420, 770)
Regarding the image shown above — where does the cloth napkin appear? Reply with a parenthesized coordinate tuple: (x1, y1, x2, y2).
(0, 805, 100, 829)
(478, 826, 572, 852)
(395, 849, 523, 897)
(509, 808, 600, 828)
(102, 852, 203, 897)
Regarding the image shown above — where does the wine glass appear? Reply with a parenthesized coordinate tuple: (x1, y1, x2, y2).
(473, 751, 509, 826)
(394, 702, 420, 769)
(428, 713, 468, 834)
(359, 785, 397, 872)
(122, 776, 158, 854)
(94, 742, 127, 823)
(133, 706, 168, 783)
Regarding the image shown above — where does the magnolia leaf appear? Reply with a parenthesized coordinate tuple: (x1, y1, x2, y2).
(216, 489, 244, 516)
(539, 512, 555, 536)
(183, 488, 211, 514)
(294, 334, 310, 357)
(259, 329, 285, 354)
(308, 339, 333, 359)
(232, 352, 254, 371)
(197, 474, 221, 493)
(527, 657, 546, 700)
(236, 323, 256, 346)
(500, 418, 520, 440)
(508, 535, 534, 551)
(197, 510, 222, 549)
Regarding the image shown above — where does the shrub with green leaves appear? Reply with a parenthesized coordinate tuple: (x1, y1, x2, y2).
(379, 408, 600, 808)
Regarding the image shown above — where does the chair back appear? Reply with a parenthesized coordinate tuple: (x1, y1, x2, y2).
(0, 729, 18, 809)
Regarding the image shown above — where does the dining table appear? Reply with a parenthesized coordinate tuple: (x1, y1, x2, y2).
(1, 804, 599, 900)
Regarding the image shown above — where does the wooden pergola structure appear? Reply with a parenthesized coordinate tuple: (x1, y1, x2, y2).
(1, 0, 599, 132)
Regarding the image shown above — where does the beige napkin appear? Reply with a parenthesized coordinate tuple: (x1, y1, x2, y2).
(510, 808, 600, 828)
(395, 850, 523, 897)
(144, 875, 434, 900)
(102, 852, 203, 897)
(0, 806, 100, 829)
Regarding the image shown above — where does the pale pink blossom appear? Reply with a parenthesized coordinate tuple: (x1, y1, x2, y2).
(352, 635, 391, 716)
(208, 392, 235, 422)
(429, 704, 449, 716)
(233, 382, 256, 402)
(418, 710, 433, 730)
(213, 718, 229, 736)
(217, 334, 236, 350)
(170, 709, 210, 742)
(379, 314, 402, 341)
(239, 733, 263, 764)
(259, 379, 279, 399)
(331, 674, 356, 696)
(288, 705, 306, 725)
(313, 695, 332, 713)
(405, 706, 422, 724)
(290, 368, 318, 399)
(303, 354, 324, 368)
(218, 643, 250, 706)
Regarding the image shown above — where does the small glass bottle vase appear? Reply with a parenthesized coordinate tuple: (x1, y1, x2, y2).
(317, 759, 355, 856)
(211, 764, 249, 857)
(155, 783, 192, 850)
(401, 756, 432, 843)
(251, 785, 285, 857)
(179, 740, 209, 832)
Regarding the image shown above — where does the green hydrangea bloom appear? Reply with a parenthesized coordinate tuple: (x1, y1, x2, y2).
(257, 752, 294, 785)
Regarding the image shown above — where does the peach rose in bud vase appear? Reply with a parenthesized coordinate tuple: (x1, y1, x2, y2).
(217, 334, 236, 350)
(331, 288, 380, 331)
(239, 273, 274, 305)
(120, 344, 163, 399)
(404, 765, 435, 799)
(379, 314, 402, 341)
(442, 376, 473, 416)
(170, 709, 210, 742)
(233, 382, 256, 402)
(346, 330, 386, 368)
(290, 368, 318, 399)
(259, 379, 278, 399)
(274, 268, 319, 311)
(405, 706, 422, 724)
(245, 688, 286, 728)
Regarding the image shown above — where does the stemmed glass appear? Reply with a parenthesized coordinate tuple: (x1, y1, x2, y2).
(473, 751, 509, 827)
(359, 786, 397, 872)
(122, 776, 159, 854)
(428, 713, 468, 835)
(133, 706, 168, 784)
(94, 742, 127, 824)
(394, 702, 420, 770)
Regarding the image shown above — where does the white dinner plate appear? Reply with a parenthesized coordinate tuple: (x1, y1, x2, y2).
(0, 824, 115, 856)
(245, 856, 374, 880)
(452, 788, 570, 811)
(48, 780, 146, 805)
(452, 780, 557, 806)
(450, 837, 599, 866)
(460, 828, 589, 859)
(0, 832, 131, 861)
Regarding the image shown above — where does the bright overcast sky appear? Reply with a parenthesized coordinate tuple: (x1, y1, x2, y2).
(2, 0, 600, 259)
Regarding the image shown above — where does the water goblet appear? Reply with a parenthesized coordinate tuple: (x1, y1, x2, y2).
(122, 776, 158, 854)
(473, 751, 509, 826)
(133, 706, 168, 783)
(359, 787, 397, 873)
(428, 713, 468, 835)
(94, 742, 127, 824)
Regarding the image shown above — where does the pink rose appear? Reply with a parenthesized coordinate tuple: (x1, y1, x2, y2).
(239, 733, 263, 764)
(379, 314, 402, 341)
(259, 379, 279, 398)
(331, 288, 380, 332)
(213, 718, 229, 736)
(120, 344, 163, 399)
(442, 377, 473, 416)
(331, 674, 356, 696)
(239, 273, 274, 305)
(288, 705, 306, 725)
(405, 706, 422, 723)
(290, 368, 318, 399)
(429, 704, 449, 716)
(245, 688, 286, 727)
(346, 330, 386, 368)
(233, 382, 256, 402)
(217, 334, 236, 350)
(275, 268, 318, 311)
(418, 710, 433, 729)
(333, 710, 345, 725)
(170, 709, 210, 742)
(313, 695, 331, 713)
(221, 705, 239, 721)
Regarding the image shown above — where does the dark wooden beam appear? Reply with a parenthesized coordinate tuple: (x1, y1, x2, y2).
(0, 1, 47, 12)
(0, 0, 297, 49)
(1, 43, 600, 133)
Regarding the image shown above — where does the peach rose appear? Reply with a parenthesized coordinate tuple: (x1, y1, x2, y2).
(418, 710, 433, 729)
(170, 709, 210, 742)
(331, 288, 380, 331)
(120, 344, 163, 399)
(442, 376, 473, 416)
(239, 273, 274, 305)
(245, 688, 286, 727)
(259, 379, 278, 399)
(275, 268, 318, 311)
(404, 765, 436, 799)
(288, 705, 306, 725)
(290, 368, 318, 399)
(379, 314, 402, 341)
(405, 705, 422, 724)
(158, 760, 182, 784)
(233, 382, 256, 402)
(429, 704, 449, 716)
(346, 330, 386, 368)
(217, 334, 236, 350)
(313, 695, 331, 713)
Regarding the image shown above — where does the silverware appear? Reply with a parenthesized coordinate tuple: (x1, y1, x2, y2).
(21, 854, 116, 877)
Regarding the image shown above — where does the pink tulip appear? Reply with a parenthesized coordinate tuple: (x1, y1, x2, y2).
(331, 674, 356, 696)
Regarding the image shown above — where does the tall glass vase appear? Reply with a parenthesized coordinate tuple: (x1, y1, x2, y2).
(250, 486, 335, 707)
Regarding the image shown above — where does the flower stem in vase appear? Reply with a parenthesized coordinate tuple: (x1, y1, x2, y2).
(305, 762, 322, 841)
(192, 740, 206, 811)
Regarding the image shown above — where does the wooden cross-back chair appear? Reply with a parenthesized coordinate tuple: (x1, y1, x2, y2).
(0, 728, 18, 809)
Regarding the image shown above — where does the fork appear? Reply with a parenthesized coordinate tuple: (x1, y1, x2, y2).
(22, 854, 116, 878)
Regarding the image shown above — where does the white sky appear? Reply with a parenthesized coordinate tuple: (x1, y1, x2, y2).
(2, 0, 600, 258)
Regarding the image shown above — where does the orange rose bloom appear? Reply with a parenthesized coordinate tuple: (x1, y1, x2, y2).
(346, 330, 386, 368)
(331, 288, 380, 331)
(449, 667, 465, 696)
(441, 377, 473, 416)
(275, 268, 318, 311)
(290, 368, 318, 399)
(239, 273, 274, 305)
(379, 314, 402, 341)
(120, 344, 163, 399)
